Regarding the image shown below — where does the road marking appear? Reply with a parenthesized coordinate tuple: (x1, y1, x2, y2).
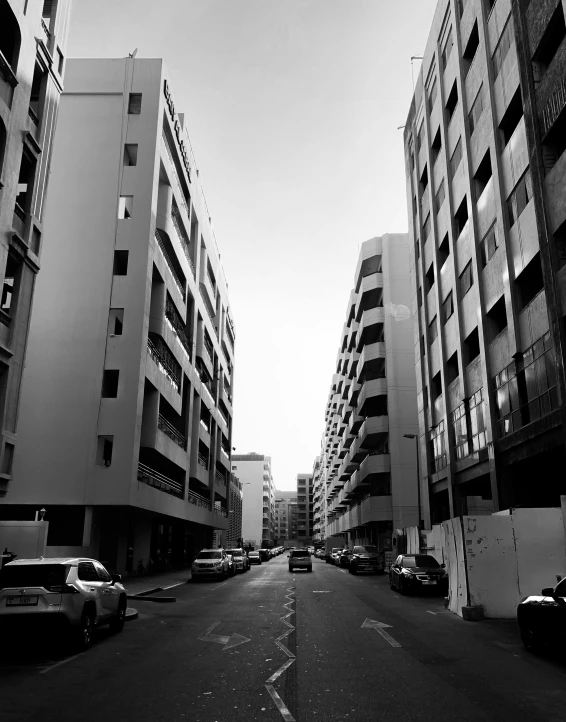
(198, 621, 250, 650)
(266, 658, 295, 683)
(265, 684, 295, 721)
(209, 581, 229, 591)
(312, 590, 331, 593)
(361, 617, 402, 648)
(162, 581, 186, 590)
(427, 611, 437, 615)
(338, 569, 347, 574)
(39, 653, 83, 674)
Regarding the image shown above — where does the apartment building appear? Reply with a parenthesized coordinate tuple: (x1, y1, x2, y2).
(1, 58, 235, 573)
(321, 236, 419, 552)
(233, 454, 275, 548)
(311, 457, 324, 544)
(403, 0, 566, 526)
(0, 0, 72, 494)
(274, 490, 297, 545)
(296, 473, 313, 544)
(223, 472, 243, 548)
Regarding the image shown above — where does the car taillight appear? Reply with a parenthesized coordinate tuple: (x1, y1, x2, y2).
(47, 584, 79, 594)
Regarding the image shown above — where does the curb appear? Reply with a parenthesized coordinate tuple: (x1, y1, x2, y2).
(125, 607, 138, 621)
(126, 594, 176, 603)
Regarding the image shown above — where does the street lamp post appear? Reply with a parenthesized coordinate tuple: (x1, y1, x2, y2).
(403, 434, 422, 543)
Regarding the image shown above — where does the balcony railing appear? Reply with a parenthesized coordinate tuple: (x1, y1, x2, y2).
(165, 297, 192, 360)
(41, 18, 51, 41)
(171, 208, 195, 278)
(158, 414, 187, 449)
(137, 463, 184, 499)
(188, 489, 212, 511)
(162, 131, 190, 215)
(199, 418, 210, 434)
(215, 470, 227, 485)
(214, 506, 228, 518)
(147, 337, 181, 392)
(155, 229, 186, 301)
(28, 106, 39, 125)
(197, 452, 209, 469)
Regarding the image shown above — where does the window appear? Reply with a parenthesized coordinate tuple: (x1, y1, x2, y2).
(515, 253, 544, 311)
(446, 351, 459, 385)
(486, 296, 507, 341)
(78, 562, 98, 582)
(419, 165, 429, 195)
(416, 121, 425, 151)
(462, 21, 480, 75)
(415, 239, 420, 259)
(425, 263, 435, 292)
(431, 128, 442, 165)
(435, 179, 445, 213)
(1, 442, 14, 475)
(442, 291, 454, 323)
(441, 27, 454, 70)
(109, 308, 124, 335)
(113, 250, 129, 275)
(460, 261, 473, 296)
(128, 93, 142, 114)
(450, 138, 462, 179)
(429, 315, 438, 342)
(417, 286, 423, 307)
(454, 196, 469, 237)
(423, 213, 432, 240)
(29, 60, 47, 126)
(506, 168, 532, 228)
(553, 218, 566, 270)
(464, 327, 480, 365)
(480, 223, 498, 267)
(1, 253, 21, 316)
(499, 88, 523, 148)
(0, 1, 21, 74)
(118, 195, 133, 219)
(57, 48, 64, 75)
(446, 81, 458, 123)
(468, 85, 484, 136)
(452, 389, 486, 459)
(532, 3, 566, 82)
(101, 370, 119, 398)
(420, 335, 426, 358)
(429, 421, 447, 472)
(428, 76, 438, 113)
(123, 144, 138, 166)
(474, 150, 492, 199)
(492, 19, 514, 81)
(15, 146, 37, 216)
(438, 233, 450, 268)
(94, 562, 112, 583)
(96, 435, 114, 467)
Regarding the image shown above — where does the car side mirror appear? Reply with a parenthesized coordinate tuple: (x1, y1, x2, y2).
(111, 574, 122, 584)
(542, 587, 555, 596)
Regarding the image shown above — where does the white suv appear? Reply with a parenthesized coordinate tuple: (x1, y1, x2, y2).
(191, 549, 231, 580)
(0, 557, 127, 650)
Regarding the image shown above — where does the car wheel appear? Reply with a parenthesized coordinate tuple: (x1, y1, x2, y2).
(399, 578, 409, 595)
(75, 608, 95, 651)
(110, 598, 127, 634)
(520, 627, 541, 654)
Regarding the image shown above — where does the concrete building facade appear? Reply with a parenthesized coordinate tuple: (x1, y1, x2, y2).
(321, 235, 419, 552)
(224, 472, 243, 549)
(311, 456, 325, 544)
(403, 0, 566, 526)
(274, 490, 297, 545)
(296, 473, 313, 544)
(0, 0, 72, 495)
(1, 58, 236, 573)
(232, 453, 275, 548)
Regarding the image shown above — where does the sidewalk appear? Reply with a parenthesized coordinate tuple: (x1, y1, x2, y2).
(123, 568, 191, 596)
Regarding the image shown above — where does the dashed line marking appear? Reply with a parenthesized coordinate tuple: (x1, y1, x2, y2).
(39, 653, 83, 674)
(265, 585, 296, 721)
(427, 610, 437, 615)
(265, 684, 295, 721)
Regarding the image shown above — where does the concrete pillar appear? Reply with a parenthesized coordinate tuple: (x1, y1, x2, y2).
(156, 182, 172, 230)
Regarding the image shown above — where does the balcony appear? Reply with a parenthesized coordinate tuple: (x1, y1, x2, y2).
(354, 273, 383, 322)
(197, 452, 209, 470)
(155, 229, 186, 302)
(147, 337, 181, 393)
(358, 452, 391, 485)
(358, 416, 389, 449)
(165, 297, 192, 360)
(12, 202, 26, 237)
(171, 206, 195, 278)
(0, 49, 18, 110)
(137, 463, 184, 499)
(357, 377, 387, 417)
(158, 414, 187, 449)
(347, 413, 364, 438)
(359, 495, 393, 524)
(356, 307, 385, 352)
(356, 343, 386, 384)
(199, 283, 217, 329)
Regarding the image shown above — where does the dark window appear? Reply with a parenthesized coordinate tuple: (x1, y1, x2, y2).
(0, 1, 21, 73)
(96, 435, 114, 466)
(506, 168, 533, 227)
(431, 128, 442, 165)
(429, 420, 447, 472)
(94, 562, 112, 583)
(446, 351, 459, 385)
(109, 308, 123, 335)
(441, 27, 454, 70)
(420, 165, 429, 195)
(464, 327, 480, 365)
(113, 250, 129, 275)
(118, 196, 133, 219)
(423, 213, 432, 239)
(429, 315, 438, 342)
(432, 373, 442, 400)
(425, 263, 435, 292)
(417, 286, 423, 307)
(460, 261, 474, 296)
(454, 197, 469, 237)
(450, 138, 463, 179)
(415, 239, 420, 259)
(486, 296, 507, 341)
(499, 87, 523, 148)
(532, 3, 566, 81)
(15, 146, 37, 216)
(128, 93, 142, 114)
(442, 291, 454, 323)
(78, 562, 99, 582)
(446, 81, 458, 123)
(515, 254, 544, 311)
(438, 233, 450, 268)
(1, 253, 21, 316)
(468, 85, 484, 136)
(553, 217, 566, 270)
(427, 76, 438, 113)
(0, 564, 70, 590)
(57, 48, 64, 75)
(480, 223, 498, 267)
(124, 144, 138, 166)
(101, 370, 119, 398)
(416, 121, 425, 152)
(492, 19, 514, 80)
(2, 442, 14, 475)
(29, 60, 47, 126)
(435, 179, 445, 213)
(474, 150, 492, 199)
(462, 21, 480, 75)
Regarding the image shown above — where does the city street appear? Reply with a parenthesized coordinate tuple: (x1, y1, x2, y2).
(1, 554, 566, 722)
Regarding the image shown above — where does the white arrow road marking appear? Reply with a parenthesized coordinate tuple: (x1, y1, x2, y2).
(198, 622, 251, 650)
(361, 617, 402, 648)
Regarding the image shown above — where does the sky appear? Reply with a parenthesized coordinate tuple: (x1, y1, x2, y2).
(67, 0, 437, 491)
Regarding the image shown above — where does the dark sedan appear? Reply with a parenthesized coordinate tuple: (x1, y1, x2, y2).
(337, 550, 353, 568)
(348, 545, 385, 575)
(389, 554, 448, 595)
(517, 576, 566, 653)
(248, 551, 262, 565)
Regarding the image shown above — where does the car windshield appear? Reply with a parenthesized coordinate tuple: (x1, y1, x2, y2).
(332, 549, 341, 553)
(354, 546, 377, 554)
(197, 551, 222, 560)
(249, 552, 259, 556)
(225, 550, 242, 556)
(0, 564, 70, 590)
(403, 555, 440, 568)
(291, 550, 309, 557)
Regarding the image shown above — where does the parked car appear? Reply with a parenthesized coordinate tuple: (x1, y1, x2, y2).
(348, 545, 385, 575)
(331, 549, 343, 565)
(225, 554, 237, 576)
(517, 576, 566, 653)
(337, 549, 353, 568)
(225, 548, 250, 573)
(325, 547, 342, 563)
(389, 554, 448, 595)
(248, 551, 262, 565)
(191, 549, 231, 581)
(315, 549, 325, 559)
(258, 549, 271, 562)
(288, 549, 312, 572)
(0, 557, 127, 650)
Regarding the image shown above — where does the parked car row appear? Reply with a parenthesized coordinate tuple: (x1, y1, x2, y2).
(191, 548, 255, 579)
(325, 545, 386, 575)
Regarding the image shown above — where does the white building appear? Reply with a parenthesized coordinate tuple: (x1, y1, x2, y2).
(232, 454, 274, 548)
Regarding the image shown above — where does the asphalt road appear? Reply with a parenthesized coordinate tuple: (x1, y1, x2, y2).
(1, 554, 566, 722)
